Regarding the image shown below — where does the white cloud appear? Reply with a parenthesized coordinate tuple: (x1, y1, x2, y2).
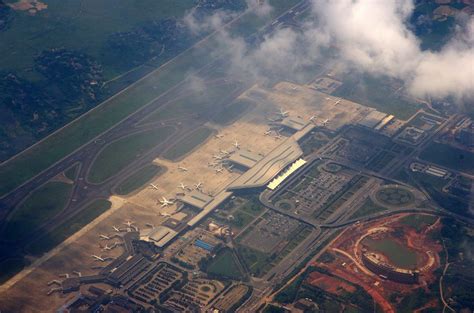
(185, 0, 474, 101)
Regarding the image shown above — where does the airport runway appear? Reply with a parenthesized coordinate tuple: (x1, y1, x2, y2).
(0, 0, 312, 263)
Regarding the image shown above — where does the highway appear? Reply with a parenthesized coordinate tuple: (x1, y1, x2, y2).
(239, 112, 473, 311)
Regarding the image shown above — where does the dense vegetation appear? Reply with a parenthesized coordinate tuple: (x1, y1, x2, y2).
(0, 0, 249, 161)
(0, 1, 12, 31)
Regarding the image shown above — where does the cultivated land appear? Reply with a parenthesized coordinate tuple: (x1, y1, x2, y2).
(87, 126, 175, 184)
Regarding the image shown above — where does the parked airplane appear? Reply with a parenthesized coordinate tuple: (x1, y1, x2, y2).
(264, 129, 272, 136)
(334, 99, 341, 105)
(215, 167, 224, 174)
(149, 184, 159, 190)
(99, 234, 110, 240)
(91, 255, 106, 262)
(112, 225, 121, 232)
(178, 182, 187, 190)
(159, 197, 174, 207)
(278, 108, 289, 117)
(124, 220, 134, 228)
(321, 118, 329, 126)
(309, 115, 317, 122)
(102, 244, 113, 251)
(159, 212, 172, 217)
(73, 271, 82, 277)
(233, 140, 240, 149)
(194, 182, 203, 190)
(178, 166, 188, 172)
(214, 134, 224, 139)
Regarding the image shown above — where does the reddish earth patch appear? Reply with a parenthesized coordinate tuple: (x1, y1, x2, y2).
(313, 213, 444, 312)
(306, 271, 356, 295)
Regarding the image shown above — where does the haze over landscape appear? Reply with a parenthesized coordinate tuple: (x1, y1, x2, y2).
(0, 0, 473, 312)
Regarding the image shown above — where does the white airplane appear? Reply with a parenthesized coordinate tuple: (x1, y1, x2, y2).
(159, 212, 172, 217)
(194, 182, 203, 190)
(334, 99, 341, 105)
(274, 133, 282, 140)
(214, 134, 224, 139)
(149, 184, 159, 190)
(112, 225, 120, 232)
(178, 182, 187, 190)
(91, 255, 106, 262)
(264, 129, 272, 136)
(102, 244, 113, 251)
(73, 271, 82, 277)
(309, 115, 317, 122)
(233, 140, 240, 149)
(123, 220, 134, 228)
(213, 154, 223, 160)
(159, 197, 174, 207)
(292, 86, 297, 91)
(278, 108, 289, 117)
(220, 149, 229, 155)
(99, 234, 110, 240)
(215, 167, 224, 174)
(227, 165, 234, 173)
(178, 166, 188, 172)
(47, 280, 62, 286)
(321, 118, 329, 126)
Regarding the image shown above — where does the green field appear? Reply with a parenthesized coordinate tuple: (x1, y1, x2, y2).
(363, 237, 418, 269)
(212, 98, 253, 125)
(64, 163, 80, 181)
(206, 248, 244, 280)
(350, 199, 387, 220)
(162, 127, 213, 160)
(334, 75, 421, 120)
(237, 244, 270, 276)
(3, 181, 73, 240)
(0, 0, 195, 79)
(88, 127, 174, 184)
(375, 187, 415, 206)
(399, 214, 437, 232)
(420, 142, 474, 175)
(0, 258, 28, 285)
(140, 82, 242, 125)
(115, 164, 162, 195)
(230, 210, 257, 229)
(27, 199, 112, 256)
(0, 0, 301, 197)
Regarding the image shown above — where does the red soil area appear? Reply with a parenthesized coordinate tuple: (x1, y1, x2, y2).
(312, 213, 443, 312)
(306, 271, 356, 295)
